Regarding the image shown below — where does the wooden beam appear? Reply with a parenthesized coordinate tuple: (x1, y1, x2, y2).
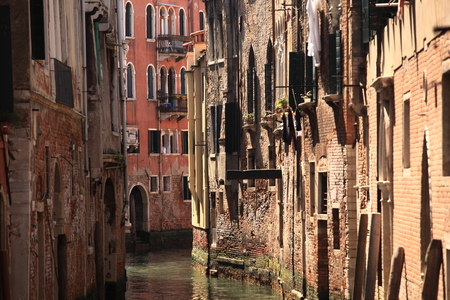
(387, 247, 405, 300)
(365, 213, 381, 300)
(421, 239, 443, 300)
(353, 213, 368, 300)
(226, 169, 282, 180)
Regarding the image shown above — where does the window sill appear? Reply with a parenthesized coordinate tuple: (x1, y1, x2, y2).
(403, 167, 411, 177)
(148, 98, 157, 101)
(317, 213, 327, 220)
(126, 97, 137, 101)
(146, 38, 156, 42)
(125, 36, 136, 40)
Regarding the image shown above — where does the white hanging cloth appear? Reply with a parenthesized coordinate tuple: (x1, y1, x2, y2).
(306, 0, 321, 66)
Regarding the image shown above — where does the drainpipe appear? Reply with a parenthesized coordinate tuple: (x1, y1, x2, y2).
(116, 0, 129, 221)
(80, 0, 89, 296)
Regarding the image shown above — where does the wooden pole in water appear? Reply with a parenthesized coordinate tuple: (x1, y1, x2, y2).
(421, 239, 443, 300)
(387, 247, 404, 300)
(364, 213, 381, 300)
(353, 213, 368, 300)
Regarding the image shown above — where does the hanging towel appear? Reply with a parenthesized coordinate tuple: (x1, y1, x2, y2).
(307, 0, 321, 66)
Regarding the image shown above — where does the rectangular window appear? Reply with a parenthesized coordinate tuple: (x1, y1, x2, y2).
(268, 146, 276, 186)
(218, 191, 224, 214)
(225, 102, 239, 153)
(217, 14, 223, 59)
(403, 97, 410, 169)
(30, 0, 45, 60)
(328, 31, 342, 95)
(163, 176, 170, 192)
(318, 172, 328, 214)
(170, 133, 177, 153)
(127, 128, 140, 153)
(211, 105, 222, 153)
(332, 208, 340, 249)
(183, 176, 191, 200)
(149, 176, 159, 193)
(443, 71, 450, 175)
(0, 6, 14, 113)
(181, 131, 188, 154)
(309, 162, 315, 216)
(289, 52, 305, 107)
(208, 17, 215, 60)
(148, 130, 161, 154)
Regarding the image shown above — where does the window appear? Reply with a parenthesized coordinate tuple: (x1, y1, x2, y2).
(333, 208, 340, 249)
(170, 132, 177, 153)
(125, 2, 133, 37)
(168, 8, 175, 35)
(54, 59, 74, 107)
(147, 65, 155, 99)
(126, 127, 139, 153)
(127, 63, 135, 98)
(318, 172, 328, 214)
(403, 97, 410, 169)
(0, 6, 13, 113)
(211, 105, 222, 154)
(268, 146, 275, 186)
(208, 17, 215, 60)
(160, 7, 167, 35)
(265, 41, 274, 111)
(309, 162, 315, 215)
(181, 131, 188, 154)
(289, 49, 316, 107)
(146, 5, 154, 39)
(168, 67, 176, 95)
(225, 102, 239, 153)
(199, 11, 204, 30)
(148, 130, 161, 154)
(162, 132, 169, 153)
(180, 68, 186, 95)
(328, 31, 342, 95)
(443, 71, 450, 175)
(179, 9, 185, 36)
(149, 176, 159, 193)
(160, 67, 167, 94)
(183, 176, 191, 200)
(216, 14, 223, 59)
(30, 0, 45, 59)
(163, 176, 171, 192)
(247, 47, 256, 114)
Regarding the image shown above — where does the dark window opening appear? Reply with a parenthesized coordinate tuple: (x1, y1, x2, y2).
(148, 130, 161, 154)
(319, 172, 328, 214)
(183, 176, 191, 200)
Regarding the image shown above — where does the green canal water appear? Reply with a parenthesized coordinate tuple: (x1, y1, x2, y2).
(125, 248, 282, 299)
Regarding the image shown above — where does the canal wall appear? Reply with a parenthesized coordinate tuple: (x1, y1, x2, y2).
(126, 229, 192, 252)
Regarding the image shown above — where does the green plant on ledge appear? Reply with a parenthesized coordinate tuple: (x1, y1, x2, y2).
(244, 113, 254, 124)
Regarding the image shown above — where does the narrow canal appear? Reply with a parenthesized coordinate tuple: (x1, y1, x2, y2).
(125, 248, 282, 299)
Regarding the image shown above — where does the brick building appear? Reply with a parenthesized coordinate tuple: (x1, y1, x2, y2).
(124, 0, 204, 250)
(189, 0, 449, 300)
(0, 0, 128, 299)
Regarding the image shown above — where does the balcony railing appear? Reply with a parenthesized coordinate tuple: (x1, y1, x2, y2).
(157, 35, 192, 55)
(158, 94, 187, 113)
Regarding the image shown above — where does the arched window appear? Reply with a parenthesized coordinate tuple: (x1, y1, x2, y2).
(180, 68, 186, 95)
(146, 5, 154, 39)
(160, 7, 167, 35)
(199, 11, 204, 31)
(160, 67, 167, 94)
(168, 8, 175, 35)
(125, 2, 133, 37)
(179, 9, 185, 36)
(127, 63, 134, 98)
(247, 46, 256, 114)
(147, 65, 155, 99)
(168, 67, 176, 95)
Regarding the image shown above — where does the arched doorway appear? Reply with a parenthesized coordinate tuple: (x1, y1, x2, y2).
(130, 187, 144, 232)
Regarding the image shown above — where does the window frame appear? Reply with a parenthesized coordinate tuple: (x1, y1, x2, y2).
(125, 2, 134, 37)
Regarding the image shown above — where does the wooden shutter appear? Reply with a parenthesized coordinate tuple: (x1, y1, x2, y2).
(265, 63, 274, 110)
(289, 52, 305, 106)
(329, 31, 342, 95)
(225, 102, 239, 153)
(362, 0, 370, 43)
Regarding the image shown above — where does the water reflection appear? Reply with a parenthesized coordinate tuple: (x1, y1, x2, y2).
(126, 248, 282, 300)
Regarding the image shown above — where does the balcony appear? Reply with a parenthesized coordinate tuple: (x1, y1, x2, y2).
(158, 93, 188, 120)
(157, 35, 192, 62)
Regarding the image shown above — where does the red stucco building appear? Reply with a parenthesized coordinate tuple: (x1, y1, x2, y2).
(125, 0, 204, 249)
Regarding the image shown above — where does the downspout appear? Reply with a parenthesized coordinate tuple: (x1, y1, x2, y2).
(80, 0, 89, 296)
(116, 0, 129, 220)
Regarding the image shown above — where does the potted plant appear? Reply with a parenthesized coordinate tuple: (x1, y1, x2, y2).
(301, 91, 313, 102)
(244, 113, 254, 124)
(263, 110, 273, 121)
(278, 97, 288, 109)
